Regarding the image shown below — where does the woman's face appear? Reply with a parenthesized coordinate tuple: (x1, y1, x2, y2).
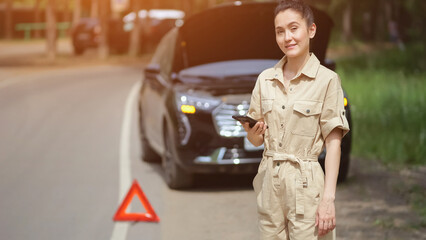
(274, 9, 316, 59)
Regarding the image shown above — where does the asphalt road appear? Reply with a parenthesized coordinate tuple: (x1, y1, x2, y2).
(0, 65, 258, 240)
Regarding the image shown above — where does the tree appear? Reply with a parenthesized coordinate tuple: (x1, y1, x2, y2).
(128, 0, 142, 56)
(34, 0, 42, 38)
(98, 0, 109, 59)
(91, 0, 98, 18)
(46, 0, 57, 61)
(62, 0, 71, 24)
(4, 0, 13, 39)
(72, 0, 82, 28)
(342, 0, 353, 42)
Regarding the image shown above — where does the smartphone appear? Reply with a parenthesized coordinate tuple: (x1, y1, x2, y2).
(232, 115, 267, 128)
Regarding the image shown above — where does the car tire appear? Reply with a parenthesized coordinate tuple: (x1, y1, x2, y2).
(338, 153, 350, 182)
(138, 103, 160, 163)
(74, 46, 84, 55)
(162, 125, 193, 189)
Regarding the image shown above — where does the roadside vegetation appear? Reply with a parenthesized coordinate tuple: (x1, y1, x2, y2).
(336, 42, 425, 166)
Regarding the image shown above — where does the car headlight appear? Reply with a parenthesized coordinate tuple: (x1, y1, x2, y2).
(175, 93, 221, 114)
(174, 93, 220, 145)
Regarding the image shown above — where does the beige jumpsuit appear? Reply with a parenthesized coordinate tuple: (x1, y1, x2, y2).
(247, 54, 350, 240)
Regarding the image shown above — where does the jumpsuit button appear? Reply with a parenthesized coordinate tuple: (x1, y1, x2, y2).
(281, 124, 284, 128)
(279, 143, 282, 147)
(290, 88, 292, 91)
(282, 105, 285, 109)
(306, 109, 310, 114)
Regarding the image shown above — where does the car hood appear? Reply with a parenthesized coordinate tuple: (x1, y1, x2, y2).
(174, 1, 333, 72)
(178, 59, 277, 82)
(176, 59, 277, 95)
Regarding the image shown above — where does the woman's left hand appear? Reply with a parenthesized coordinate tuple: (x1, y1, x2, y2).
(315, 197, 336, 236)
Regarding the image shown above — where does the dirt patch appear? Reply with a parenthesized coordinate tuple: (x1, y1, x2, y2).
(336, 157, 426, 239)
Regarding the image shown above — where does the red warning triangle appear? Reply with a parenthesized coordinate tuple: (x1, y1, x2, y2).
(113, 179, 160, 222)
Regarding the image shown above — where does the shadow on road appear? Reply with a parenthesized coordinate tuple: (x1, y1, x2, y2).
(145, 161, 255, 192)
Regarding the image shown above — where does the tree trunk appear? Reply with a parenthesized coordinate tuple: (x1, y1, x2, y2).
(208, 0, 216, 8)
(4, 0, 13, 39)
(182, 0, 193, 16)
(72, 0, 82, 28)
(152, 0, 161, 8)
(63, 0, 71, 23)
(98, 0, 109, 59)
(91, 0, 99, 18)
(46, 0, 57, 61)
(128, 0, 142, 56)
(342, 0, 353, 42)
(34, 0, 42, 38)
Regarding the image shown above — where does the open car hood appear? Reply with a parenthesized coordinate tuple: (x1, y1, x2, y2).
(173, 1, 333, 72)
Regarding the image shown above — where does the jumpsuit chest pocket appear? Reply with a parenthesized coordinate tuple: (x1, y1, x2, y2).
(291, 100, 323, 137)
(260, 80, 276, 118)
(261, 100, 273, 115)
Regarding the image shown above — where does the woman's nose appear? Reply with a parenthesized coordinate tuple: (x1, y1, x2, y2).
(284, 32, 292, 42)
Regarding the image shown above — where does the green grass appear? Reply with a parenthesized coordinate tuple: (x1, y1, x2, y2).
(336, 43, 426, 165)
(409, 185, 426, 228)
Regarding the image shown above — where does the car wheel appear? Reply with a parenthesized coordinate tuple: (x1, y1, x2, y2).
(138, 103, 160, 162)
(162, 126, 193, 189)
(74, 46, 84, 55)
(338, 153, 350, 182)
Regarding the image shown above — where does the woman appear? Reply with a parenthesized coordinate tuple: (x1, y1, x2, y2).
(242, 0, 350, 239)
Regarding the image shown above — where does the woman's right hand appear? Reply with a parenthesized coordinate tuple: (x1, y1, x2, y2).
(242, 121, 267, 147)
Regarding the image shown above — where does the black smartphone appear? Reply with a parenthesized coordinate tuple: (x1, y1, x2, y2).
(232, 115, 267, 128)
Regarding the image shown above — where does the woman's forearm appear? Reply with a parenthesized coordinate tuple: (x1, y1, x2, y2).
(323, 128, 342, 200)
(247, 132, 264, 147)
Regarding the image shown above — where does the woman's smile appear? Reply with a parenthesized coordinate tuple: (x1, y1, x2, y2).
(285, 43, 297, 49)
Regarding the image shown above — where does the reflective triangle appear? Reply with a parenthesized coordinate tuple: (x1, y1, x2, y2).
(113, 180, 160, 222)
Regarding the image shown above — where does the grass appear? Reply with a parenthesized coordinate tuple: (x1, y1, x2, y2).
(335, 42, 425, 165)
(409, 185, 426, 228)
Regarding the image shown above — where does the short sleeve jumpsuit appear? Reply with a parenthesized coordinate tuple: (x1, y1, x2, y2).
(248, 53, 350, 240)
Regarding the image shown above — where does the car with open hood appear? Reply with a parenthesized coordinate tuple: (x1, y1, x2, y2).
(138, 1, 352, 189)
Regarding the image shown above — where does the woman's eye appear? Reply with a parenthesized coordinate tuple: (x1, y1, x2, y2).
(291, 27, 297, 31)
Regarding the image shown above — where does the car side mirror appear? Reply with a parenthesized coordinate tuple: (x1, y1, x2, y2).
(144, 64, 160, 76)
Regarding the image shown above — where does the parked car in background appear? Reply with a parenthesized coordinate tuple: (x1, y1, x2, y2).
(71, 17, 125, 55)
(138, 1, 352, 189)
(123, 9, 185, 52)
(70, 9, 184, 55)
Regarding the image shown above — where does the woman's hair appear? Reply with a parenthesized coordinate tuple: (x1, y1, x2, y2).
(274, 0, 314, 26)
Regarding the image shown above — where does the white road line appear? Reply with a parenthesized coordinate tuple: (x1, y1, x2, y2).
(110, 80, 142, 240)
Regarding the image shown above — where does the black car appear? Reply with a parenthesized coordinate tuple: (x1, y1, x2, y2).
(71, 17, 127, 55)
(138, 1, 352, 189)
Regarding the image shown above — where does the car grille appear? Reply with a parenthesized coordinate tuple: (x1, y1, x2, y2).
(212, 102, 250, 137)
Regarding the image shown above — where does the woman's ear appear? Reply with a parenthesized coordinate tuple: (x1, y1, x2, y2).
(309, 23, 317, 39)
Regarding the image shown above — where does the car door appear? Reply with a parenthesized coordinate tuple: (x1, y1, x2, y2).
(141, 28, 178, 152)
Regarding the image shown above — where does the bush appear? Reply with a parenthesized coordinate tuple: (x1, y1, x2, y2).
(336, 43, 425, 165)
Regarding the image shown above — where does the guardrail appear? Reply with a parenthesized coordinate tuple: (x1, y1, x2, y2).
(15, 22, 71, 40)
